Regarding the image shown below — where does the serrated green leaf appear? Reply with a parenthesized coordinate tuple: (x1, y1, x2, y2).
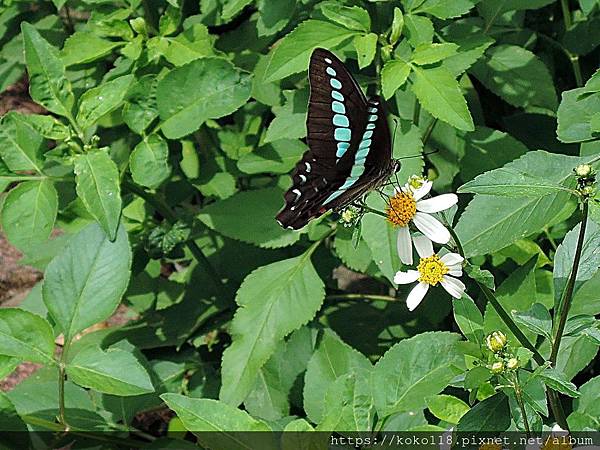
(456, 392, 510, 432)
(458, 168, 570, 197)
(42, 222, 131, 340)
(15, 113, 70, 140)
(453, 295, 484, 346)
(353, 33, 377, 69)
(0, 112, 44, 173)
(130, 134, 171, 189)
(76, 75, 134, 130)
(426, 394, 470, 424)
(198, 187, 301, 248)
(0, 308, 55, 365)
(222, 0, 254, 21)
(61, 31, 122, 66)
(413, 0, 477, 18)
(21, 22, 75, 118)
(74, 150, 122, 240)
(557, 87, 600, 143)
(471, 45, 557, 111)
(122, 74, 159, 135)
(237, 139, 307, 174)
(67, 346, 154, 396)
(573, 376, 600, 421)
(512, 303, 552, 339)
(219, 253, 325, 406)
(411, 66, 474, 131)
(403, 14, 433, 47)
(389, 7, 404, 45)
(162, 24, 216, 66)
(263, 88, 308, 143)
(157, 57, 252, 139)
(320, 3, 370, 32)
(1, 180, 57, 252)
(455, 151, 597, 257)
(411, 43, 458, 65)
(264, 20, 358, 82)
(539, 368, 580, 398)
(381, 59, 411, 100)
(372, 332, 463, 416)
(257, 0, 296, 36)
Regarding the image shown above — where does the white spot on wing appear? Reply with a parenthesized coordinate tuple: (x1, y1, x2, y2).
(305, 162, 311, 172)
(292, 189, 301, 202)
(325, 57, 332, 64)
(299, 175, 307, 183)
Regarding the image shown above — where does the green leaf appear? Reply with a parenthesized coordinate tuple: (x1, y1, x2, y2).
(411, 66, 474, 131)
(539, 368, 580, 398)
(557, 87, 600, 143)
(573, 376, 600, 422)
(413, 0, 477, 18)
(458, 168, 570, 197)
(459, 126, 529, 182)
(42, 222, 132, 340)
(1, 180, 57, 252)
(0, 308, 55, 365)
(353, 33, 377, 69)
(554, 219, 600, 305)
(263, 88, 308, 143)
(67, 346, 153, 396)
(222, 0, 254, 21)
(464, 263, 495, 289)
(0, 392, 28, 438)
(161, 394, 274, 449)
(512, 303, 552, 339)
(320, 3, 370, 32)
(426, 394, 470, 424)
(76, 75, 134, 130)
(471, 45, 557, 111)
(412, 43, 458, 65)
(15, 113, 70, 140)
(257, 0, 296, 36)
(372, 332, 463, 416)
(381, 59, 411, 100)
(122, 74, 159, 135)
(219, 252, 325, 407)
(157, 57, 252, 139)
(0, 112, 44, 173)
(162, 24, 216, 66)
(198, 187, 301, 248)
(238, 139, 307, 174)
(264, 20, 358, 82)
(455, 152, 597, 257)
(304, 329, 372, 424)
(453, 295, 484, 346)
(554, 334, 598, 380)
(21, 22, 74, 118)
(361, 206, 401, 283)
(456, 392, 510, 432)
(61, 31, 122, 67)
(403, 14, 433, 47)
(130, 134, 171, 189)
(74, 150, 122, 240)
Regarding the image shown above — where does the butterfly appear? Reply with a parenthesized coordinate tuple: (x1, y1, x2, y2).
(276, 48, 400, 230)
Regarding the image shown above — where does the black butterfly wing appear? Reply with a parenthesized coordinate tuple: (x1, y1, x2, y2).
(276, 50, 393, 230)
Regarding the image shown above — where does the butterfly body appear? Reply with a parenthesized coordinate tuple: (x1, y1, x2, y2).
(276, 48, 400, 230)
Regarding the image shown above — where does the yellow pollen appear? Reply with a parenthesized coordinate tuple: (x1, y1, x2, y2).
(417, 255, 448, 286)
(386, 191, 417, 227)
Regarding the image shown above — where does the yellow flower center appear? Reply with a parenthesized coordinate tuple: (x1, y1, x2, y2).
(417, 255, 448, 286)
(541, 436, 572, 450)
(386, 191, 417, 227)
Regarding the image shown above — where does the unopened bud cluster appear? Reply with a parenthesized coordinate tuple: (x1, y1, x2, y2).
(574, 164, 596, 198)
(339, 206, 361, 227)
(484, 331, 520, 375)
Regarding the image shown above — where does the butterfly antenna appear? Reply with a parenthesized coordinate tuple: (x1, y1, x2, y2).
(396, 148, 439, 160)
(390, 118, 400, 153)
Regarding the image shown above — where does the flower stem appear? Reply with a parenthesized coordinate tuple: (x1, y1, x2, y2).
(422, 118, 438, 146)
(550, 201, 589, 364)
(512, 371, 531, 436)
(57, 340, 71, 430)
(413, 99, 421, 126)
(123, 179, 225, 295)
(363, 205, 388, 219)
(560, 0, 584, 86)
(326, 293, 398, 302)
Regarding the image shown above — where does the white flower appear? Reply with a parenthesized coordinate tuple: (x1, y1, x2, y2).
(394, 235, 465, 311)
(386, 176, 458, 265)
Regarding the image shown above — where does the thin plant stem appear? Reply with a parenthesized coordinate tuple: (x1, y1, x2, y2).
(559, 0, 584, 86)
(326, 293, 398, 302)
(422, 118, 438, 146)
(123, 179, 225, 295)
(550, 201, 589, 364)
(413, 99, 421, 126)
(57, 340, 71, 429)
(512, 371, 531, 436)
(364, 205, 388, 219)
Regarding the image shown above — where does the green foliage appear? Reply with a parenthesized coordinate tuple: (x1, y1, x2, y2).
(0, 0, 599, 442)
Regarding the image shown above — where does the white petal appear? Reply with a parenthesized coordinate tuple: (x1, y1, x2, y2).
(396, 226, 413, 265)
(413, 212, 451, 244)
(416, 194, 458, 213)
(413, 234, 434, 258)
(412, 180, 433, 201)
(440, 276, 466, 299)
(394, 270, 420, 284)
(448, 269, 462, 277)
(406, 282, 429, 311)
(440, 253, 464, 266)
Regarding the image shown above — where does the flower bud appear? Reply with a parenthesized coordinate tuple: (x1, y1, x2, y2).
(575, 164, 593, 178)
(408, 175, 426, 190)
(490, 361, 504, 374)
(581, 185, 596, 198)
(486, 331, 507, 353)
(339, 206, 360, 227)
(130, 17, 147, 36)
(506, 358, 519, 370)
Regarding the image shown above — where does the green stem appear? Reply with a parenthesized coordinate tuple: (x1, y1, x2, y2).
(123, 179, 225, 295)
(560, 0, 573, 29)
(422, 118, 438, 146)
(363, 205, 388, 219)
(57, 340, 70, 429)
(412, 99, 421, 126)
(326, 293, 398, 302)
(550, 201, 589, 364)
(559, 0, 584, 86)
(512, 372, 531, 435)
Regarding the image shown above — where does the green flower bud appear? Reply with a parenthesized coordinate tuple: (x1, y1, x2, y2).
(506, 358, 519, 370)
(130, 17, 147, 36)
(490, 361, 504, 374)
(486, 331, 507, 353)
(575, 164, 593, 178)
